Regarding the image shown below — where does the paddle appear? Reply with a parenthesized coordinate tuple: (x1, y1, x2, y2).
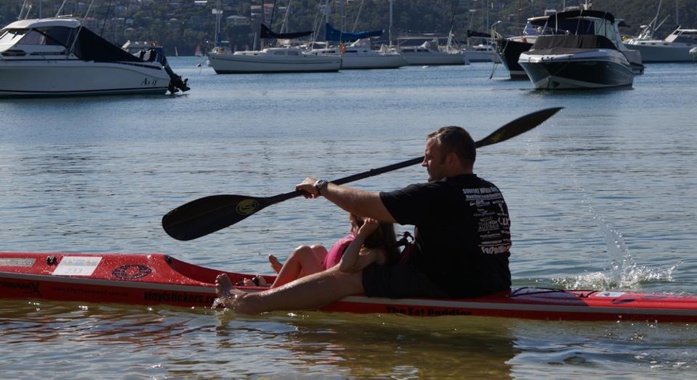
(162, 106, 563, 241)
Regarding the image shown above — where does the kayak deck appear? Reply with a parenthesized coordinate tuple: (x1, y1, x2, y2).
(1, 251, 696, 322)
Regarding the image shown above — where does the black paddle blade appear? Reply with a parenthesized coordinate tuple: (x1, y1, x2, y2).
(475, 107, 563, 148)
(162, 195, 268, 241)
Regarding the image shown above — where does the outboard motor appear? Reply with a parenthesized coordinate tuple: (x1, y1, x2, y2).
(147, 47, 190, 94)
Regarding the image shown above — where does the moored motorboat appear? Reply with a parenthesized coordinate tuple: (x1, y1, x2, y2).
(518, 10, 636, 89)
(2, 251, 696, 322)
(624, 27, 697, 63)
(0, 17, 189, 97)
(494, 13, 550, 79)
(498, 9, 643, 79)
(495, 38, 534, 78)
(519, 36, 635, 90)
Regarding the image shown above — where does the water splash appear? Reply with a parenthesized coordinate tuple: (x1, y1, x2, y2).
(554, 258, 679, 291)
(211, 297, 224, 309)
(553, 184, 680, 290)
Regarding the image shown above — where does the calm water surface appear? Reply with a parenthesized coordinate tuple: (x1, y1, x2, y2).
(1, 58, 696, 378)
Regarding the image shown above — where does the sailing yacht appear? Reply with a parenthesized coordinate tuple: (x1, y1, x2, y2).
(397, 37, 467, 66)
(308, 24, 406, 69)
(207, 24, 341, 74)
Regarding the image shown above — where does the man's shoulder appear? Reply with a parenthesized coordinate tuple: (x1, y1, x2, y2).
(447, 174, 498, 188)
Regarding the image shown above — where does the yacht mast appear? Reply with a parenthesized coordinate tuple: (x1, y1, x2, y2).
(388, 0, 393, 47)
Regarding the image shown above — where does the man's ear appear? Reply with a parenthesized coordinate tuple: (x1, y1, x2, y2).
(445, 151, 458, 166)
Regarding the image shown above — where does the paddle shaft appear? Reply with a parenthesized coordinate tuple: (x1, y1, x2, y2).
(163, 107, 563, 240)
(264, 105, 562, 205)
(264, 156, 423, 205)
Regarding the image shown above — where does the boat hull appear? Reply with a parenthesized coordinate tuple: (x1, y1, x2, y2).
(307, 48, 408, 69)
(0, 60, 171, 97)
(495, 38, 534, 78)
(340, 54, 406, 69)
(400, 50, 466, 66)
(1, 252, 696, 322)
(519, 49, 634, 89)
(462, 46, 502, 63)
(208, 50, 342, 74)
(623, 41, 697, 63)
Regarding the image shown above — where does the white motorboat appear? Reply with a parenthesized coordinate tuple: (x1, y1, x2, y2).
(398, 39, 466, 66)
(208, 46, 342, 74)
(624, 27, 697, 63)
(498, 9, 642, 79)
(0, 18, 189, 97)
(518, 9, 635, 90)
(494, 13, 552, 78)
(310, 38, 406, 70)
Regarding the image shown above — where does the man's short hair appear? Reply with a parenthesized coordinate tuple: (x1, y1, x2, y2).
(428, 126, 476, 163)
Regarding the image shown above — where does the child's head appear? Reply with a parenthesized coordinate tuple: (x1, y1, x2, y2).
(349, 213, 364, 235)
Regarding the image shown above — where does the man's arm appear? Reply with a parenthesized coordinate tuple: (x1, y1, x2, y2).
(296, 177, 396, 223)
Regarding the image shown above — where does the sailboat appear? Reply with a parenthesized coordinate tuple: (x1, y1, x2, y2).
(397, 36, 467, 66)
(308, 0, 406, 69)
(207, 0, 341, 74)
(308, 23, 405, 69)
(208, 24, 342, 74)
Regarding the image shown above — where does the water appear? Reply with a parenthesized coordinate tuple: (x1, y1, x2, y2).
(1, 58, 696, 378)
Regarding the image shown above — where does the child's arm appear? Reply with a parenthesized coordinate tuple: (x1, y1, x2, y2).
(339, 218, 379, 273)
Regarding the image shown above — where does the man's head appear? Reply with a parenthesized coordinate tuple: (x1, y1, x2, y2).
(423, 126, 476, 182)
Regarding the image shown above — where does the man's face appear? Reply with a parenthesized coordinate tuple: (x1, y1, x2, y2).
(422, 138, 448, 182)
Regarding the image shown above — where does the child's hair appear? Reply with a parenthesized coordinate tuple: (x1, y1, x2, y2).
(353, 215, 401, 265)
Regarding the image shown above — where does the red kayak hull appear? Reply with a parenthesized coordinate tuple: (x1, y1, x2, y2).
(1, 251, 696, 322)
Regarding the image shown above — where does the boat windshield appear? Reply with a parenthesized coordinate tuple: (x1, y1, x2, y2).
(668, 29, 697, 44)
(523, 22, 541, 36)
(0, 26, 76, 53)
(0, 28, 28, 51)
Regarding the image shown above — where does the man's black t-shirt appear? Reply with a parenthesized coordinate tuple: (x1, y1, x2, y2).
(380, 174, 512, 297)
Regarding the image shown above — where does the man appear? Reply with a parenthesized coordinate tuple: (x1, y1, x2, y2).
(215, 126, 512, 314)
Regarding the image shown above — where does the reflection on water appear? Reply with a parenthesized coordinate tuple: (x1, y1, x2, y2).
(215, 312, 517, 378)
(2, 299, 695, 378)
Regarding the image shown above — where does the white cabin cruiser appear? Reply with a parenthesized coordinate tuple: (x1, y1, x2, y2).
(624, 27, 697, 63)
(518, 10, 636, 90)
(0, 18, 189, 97)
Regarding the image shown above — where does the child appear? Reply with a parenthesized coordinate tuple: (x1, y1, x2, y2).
(246, 214, 399, 288)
